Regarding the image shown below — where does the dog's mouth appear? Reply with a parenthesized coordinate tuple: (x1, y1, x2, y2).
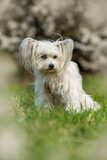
(47, 68, 55, 72)
(48, 68, 54, 70)
(47, 67, 57, 72)
(40, 68, 56, 73)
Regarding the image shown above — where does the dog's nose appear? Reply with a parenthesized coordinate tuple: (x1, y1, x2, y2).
(49, 64, 54, 69)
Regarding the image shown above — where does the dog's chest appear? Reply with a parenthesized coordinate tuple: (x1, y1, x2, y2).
(44, 83, 63, 104)
(44, 77, 66, 105)
(44, 76, 63, 93)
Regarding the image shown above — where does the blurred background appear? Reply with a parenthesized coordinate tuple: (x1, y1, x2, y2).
(0, 0, 107, 160)
(0, 0, 107, 84)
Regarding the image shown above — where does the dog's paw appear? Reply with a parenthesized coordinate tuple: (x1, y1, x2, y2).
(65, 106, 81, 113)
(86, 101, 100, 111)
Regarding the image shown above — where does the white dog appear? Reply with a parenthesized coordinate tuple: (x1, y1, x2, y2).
(19, 37, 100, 112)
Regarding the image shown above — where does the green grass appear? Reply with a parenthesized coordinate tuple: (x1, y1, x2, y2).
(0, 75, 107, 160)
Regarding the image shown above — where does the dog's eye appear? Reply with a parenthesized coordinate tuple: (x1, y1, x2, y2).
(53, 55, 57, 59)
(41, 54, 47, 59)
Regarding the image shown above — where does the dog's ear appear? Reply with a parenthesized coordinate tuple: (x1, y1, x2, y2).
(56, 38, 74, 69)
(19, 37, 38, 71)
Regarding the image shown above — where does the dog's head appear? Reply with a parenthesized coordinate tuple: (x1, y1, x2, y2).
(19, 37, 74, 74)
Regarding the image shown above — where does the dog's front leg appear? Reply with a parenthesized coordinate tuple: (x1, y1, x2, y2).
(64, 94, 81, 112)
(35, 92, 53, 108)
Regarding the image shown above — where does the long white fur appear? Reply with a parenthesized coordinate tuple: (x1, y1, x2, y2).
(19, 37, 100, 112)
